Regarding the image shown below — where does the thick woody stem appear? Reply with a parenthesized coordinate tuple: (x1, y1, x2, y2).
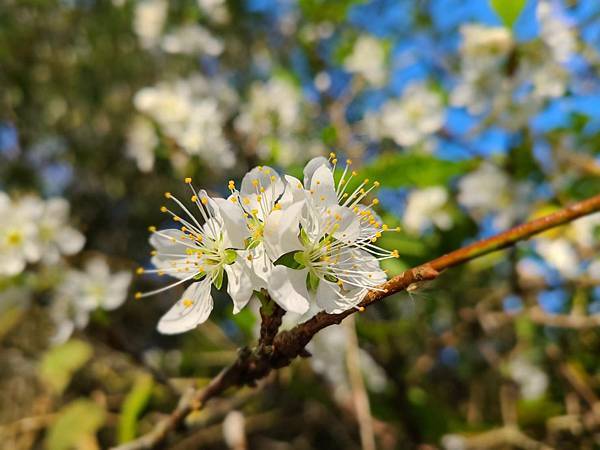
(111, 193, 600, 450)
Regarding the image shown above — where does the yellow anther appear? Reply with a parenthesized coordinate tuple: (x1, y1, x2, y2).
(256, 195, 262, 202)
(316, 180, 321, 185)
(346, 159, 352, 165)
(242, 197, 250, 205)
(332, 158, 338, 164)
(382, 224, 389, 231)
(160, 206, 167, 212)
(375, 232, 382, 238)
(148, 226, 156, 232)
(329, 152, 336, 159)
(252, 179, 259, 187)
(373, 181, 380, 187)
(230, 197, 237, 203)
(371, 237, 378, 243)
(270, 175, 276, 182)
(251, 209, 258, 215)
(391, 249, 400, 258)
(190, 195, 197, 202)
(201, 197, 208, 205)
(372, 198, 380, 205)
(358, 306, 365, 312)
(183, 299, 193, 308)
(264, 168, 271, 174)
(158, 270, 165, 276)
(150, 250, 157, 256)
(136, 267, 144, 275)
(351, 171, 358, 176)
(185, 177, 192, 184)
(320, 196, 325, 201)
(297, 183, 302, 189)
(260, 187, 265, 193)
(363, 178, 370, 183)
(273, 203, 281, 210)
(173, 216, 180, 222)
(247, 254, 253, 261)
(395, 226, 401, 232)
(134, 292, 142, 300)
(164, 192, 171, 199)
(181, 226, 187, 232)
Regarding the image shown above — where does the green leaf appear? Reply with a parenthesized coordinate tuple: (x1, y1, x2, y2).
(490, 0, 527, 28)
(223, 249, 237, 265)
(274, 251, 305, 269)
(46, 399, 106, 450)
(118, 373, 154, 443)
(360, 153, 470, 189)
(39, 339, 93, 395)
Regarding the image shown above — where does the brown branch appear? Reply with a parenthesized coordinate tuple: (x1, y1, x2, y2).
(111, 193, 600, 450)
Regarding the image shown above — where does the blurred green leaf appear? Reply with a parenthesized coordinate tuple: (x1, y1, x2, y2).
(361, 153, 470, 188)
(118, 373, 154, 443)
(299, 0, 365, 23)
(39, 339, 93, 395)
(46, 399, 106, 450)
(490, 0, 527, 28)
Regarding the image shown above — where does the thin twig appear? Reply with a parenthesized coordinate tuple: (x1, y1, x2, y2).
(111, 193, 600, 450)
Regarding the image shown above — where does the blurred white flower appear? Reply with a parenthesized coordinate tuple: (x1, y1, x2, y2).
(161, 25, 223, 56)
(134, 76, 237, 169)
(133, 0, 168, 49)
(51, 257, 132, 343)
(458, 163, 533, 229)
(537, 0, 576, 63)
(588, 258, 600, 281)
(0, 193, 84, 276)
(536, 238, 580, 279)
(508, 356, 548, 400)
(309, 325, 387, 401)
(37, 198, 85, 264)
(441, 434, 466, 450)
(571, 212, 600, 249)
(197, 0, 229, 24)
(222, 411, 246, 450)
(344, 35, 387, 87)
(374, 82, 444, 146)
(126, 116, 157, 172)
(0, 193, 41, 276)
(403, 186, 452, 234)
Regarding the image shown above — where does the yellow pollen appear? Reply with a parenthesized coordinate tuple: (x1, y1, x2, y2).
(164, 192, 171, 199)
(173, 216, 180, 222)
(256, 195, 262, 202)
(316, 180, 321, 185)
(251, 209, 258, 215)
(391, 250, 399, 258)
(320, 196, 325, 201)
(382, 224, 389, 231)
(185, 177, 192, 184)
(136, 267, 144, 275)
(332, 158, 338, 164)
(346, 159, 352, 165)
(181, 226, 187, 232)
(297, 183, 302, 189)
(273, 203, 281, 210)
(342, 193, 349, 198)
(252, 179, 259, 187)
(270, 175, 276, 181)
(351, 171, 358, 176)
(358, 306, 365, 312)
(264, 169, 271, 174)
(191, 195, 198, 202)
(183, 299, 193, 308)
(148, 226, 156, 232)
(150, 250, 157, 256)
(230, 197, 237, 203)
(201, 197, 208, 205)
(374, 181, 380, 187)
(372, 198, 380, 205)
(329, 152, 336, 159)
(363, 178, 369, 183)
(160, 206, 167, 213)
(134, 292, 142, 300)
(242, 197, 250, 205)
(260, 187, 265, 193)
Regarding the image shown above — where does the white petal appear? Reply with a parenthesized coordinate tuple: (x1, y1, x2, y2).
(212, 197, 249, 249)
(328, 205, 361, 243)
(0, 252, 26, 276)
(262, 202, 304, 261)
(309, 165, 338, 208)
(224, 262, 253, 314)
(157, 278, 213, 334)
(150, 229, 190, 256)
(303, 156, 330, 188)
(279, 175, 306, 207)
(247, 245, 272, 289)
(267, 266, 310, 314)
(103, 272, 133, 310)
(56, 227, 86, 255)
(314, 279, 352, 314)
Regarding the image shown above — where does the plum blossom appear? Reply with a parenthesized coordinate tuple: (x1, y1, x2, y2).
(133, 0, 168, 49)
(0, 193, 85, 276)
(138, 179, 254, 334)
(51, 257, 131, 343)
(403, 186, 452, 234)
(126, 116, 157, 173)
(263, 156, 395, 314)
(508, 356, 549, 400)
(367, 82, 444, 147)
(344, 35, 387, 87)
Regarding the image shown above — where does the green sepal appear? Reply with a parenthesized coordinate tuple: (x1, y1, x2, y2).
(213, 268, 224, 290)
(307, 271, 320, 292)
(223, 249, 237, 265)
(324, 274, 337, 283)
(275, 251, 305, 269)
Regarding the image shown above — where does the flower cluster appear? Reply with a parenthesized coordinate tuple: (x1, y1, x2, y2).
(0, 193, 85, 276)
(137, 156, 400, 334)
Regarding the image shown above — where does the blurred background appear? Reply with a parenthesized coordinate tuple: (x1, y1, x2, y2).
(1, 0, 600, 448)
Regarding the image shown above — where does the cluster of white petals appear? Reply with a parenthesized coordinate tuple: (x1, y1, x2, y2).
(0, 192, 85, 276)
(132, 75, 238, 170)
(343, 35, 388, 87)
(364, 82, 444, 147)
(138, 156, 400, 334)
(51, 257, 132, 343)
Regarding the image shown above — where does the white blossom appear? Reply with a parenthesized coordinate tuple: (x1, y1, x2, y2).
(139, 180, 253, 334)
(371, 82, 444, 146)
(52, 257, 131, 343)
(134, 76, 237, 169)
(508, 356, 549, 400)
(196, 0, 229, 24)
(537, 0, 576, 63)
(571, 212, 600, 249)
(536, 238, 580, 279)
(161, 25, 223, 56)
(133, 0, 168, 49)
(403, 186, 452, 234)
(344, 35, 387, 87)
(126, 116, 157, 173)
